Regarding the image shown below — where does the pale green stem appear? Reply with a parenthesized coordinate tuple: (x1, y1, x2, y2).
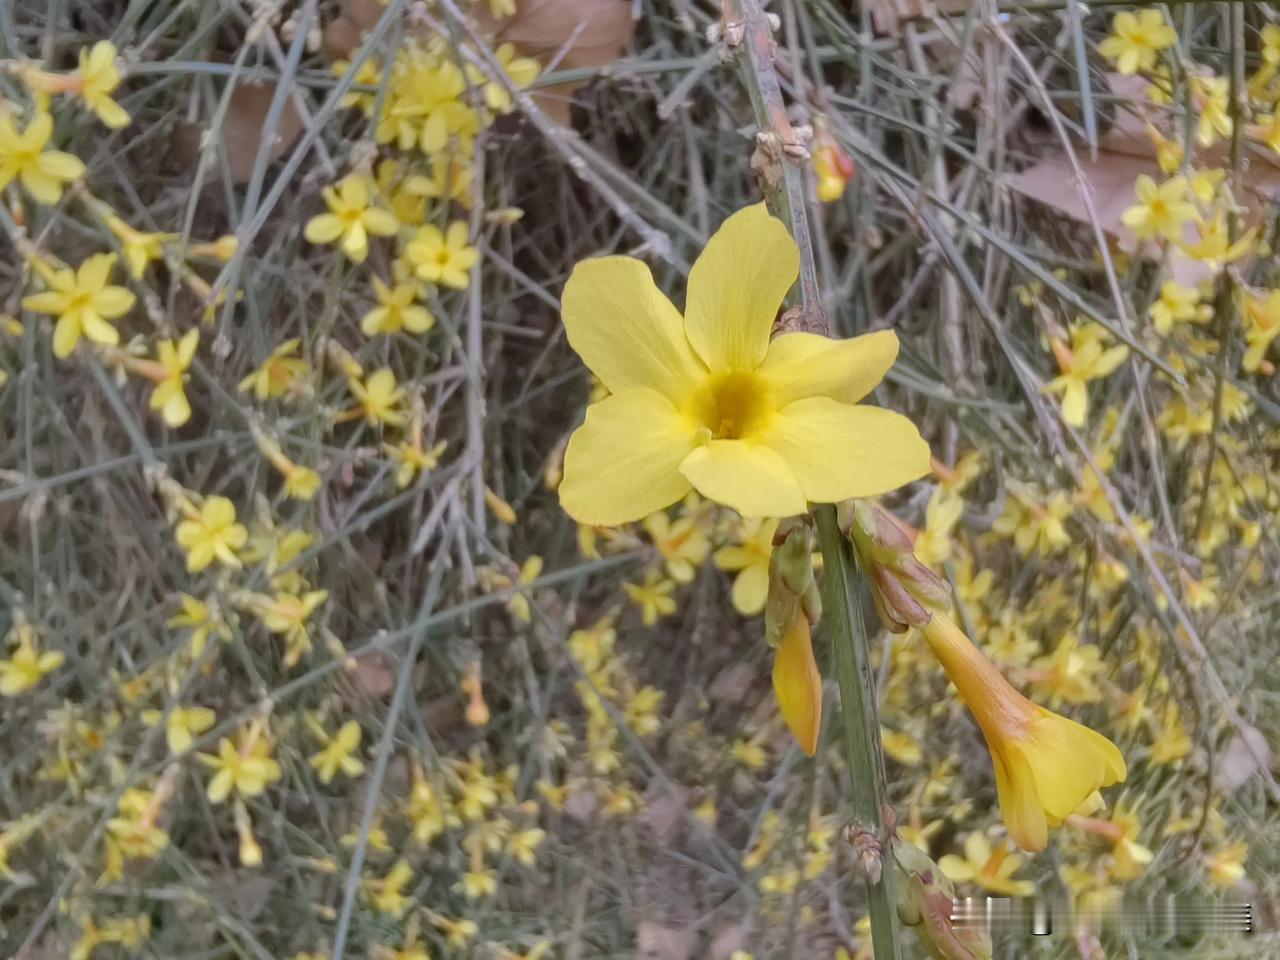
(726, 1, 902, 955)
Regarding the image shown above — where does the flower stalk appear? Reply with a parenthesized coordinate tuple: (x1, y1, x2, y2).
(725, 2, 903, 954)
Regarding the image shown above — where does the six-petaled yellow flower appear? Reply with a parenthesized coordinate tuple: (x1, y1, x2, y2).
(558, 204, 930, 525)
(23, 253, 136, 358)
(0, 108, 85, 204)
(175, 495, 248, 572)
(304, 174, 400, 263)
(405, 221, 478, 289)
(1098, 10, 1176, 75)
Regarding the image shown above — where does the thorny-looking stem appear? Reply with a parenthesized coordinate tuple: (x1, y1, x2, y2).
(724, 1, 902, 956)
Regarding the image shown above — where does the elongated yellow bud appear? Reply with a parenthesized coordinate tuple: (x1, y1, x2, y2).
(772, 613, 821, 755)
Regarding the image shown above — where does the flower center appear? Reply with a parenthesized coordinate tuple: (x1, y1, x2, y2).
(693, 371, 771, 440)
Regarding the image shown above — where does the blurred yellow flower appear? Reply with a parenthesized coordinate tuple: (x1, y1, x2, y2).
(0, 108, 85, 203)
(0, 624, 64, 696)
(405, 221, 478, 289)
(1098, 10, 1175, 75)
(198, 732, 282, 803)
(308, 720, 364, 783)
(77, 41, 131, 127)
(938, 832, 1035, 896)
(304, 174, 399, 263)
(714, 516, 778, 615)
(1120, 175, 1195, 243)
(175, 495, 248, 572)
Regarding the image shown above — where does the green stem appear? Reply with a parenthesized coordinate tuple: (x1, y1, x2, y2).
(727, 3, 903, 951)
(816, 505, 902, 960)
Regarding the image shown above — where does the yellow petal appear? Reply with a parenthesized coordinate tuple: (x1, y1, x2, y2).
(304, 213, 346, 244)
(683, 203, 798, 372)
(560, 388, 697, 525)
(759, 399, 930, 502)
(757, 329, 898, 405)
(36, 150, 85, 181)
(730, 563, 768, 615)
(772, 614, 821, 755)
(52, 315, 81, 357)
(93, 286, 136, 319)
(678, 440, 806, 517)
(561, 256, 706, 404)
(992, 745, 1048, 852)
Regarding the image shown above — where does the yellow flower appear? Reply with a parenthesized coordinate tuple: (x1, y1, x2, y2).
(1148, 704, 1192, 765)
(642, 509, 710, 583)
(1043, 324, 1128, 427)
(1176, 212, 1255, 270)
(149, 329, 199, 427)
(1097, 10, 1175, 75)
(1119, 175, 1196, 243)
(622, 568, 677, 625)
(404, 221, 478, 289)
(77, 41, 131, 128)
(349, 368, 407, 427)
(406, 156, 475, 207)
(881, 727, 922, 766)
(104, 215, 175, 279)
(197, 732, 282, 802)
(0, 623, 64, 696)
(714, 516, 778, 615)
(168, 593, 232, 655)
(1028, 634, 1106, 706)
(362, 276, 435, 336)
(140, 705, 216, 754)
(254, 589, 329, 667)
(175, 495, 248, 572)
(303, 174, 399, 263)
(308, 720, 364, 783)
(0, 109, 85, 203)
(335, 57, 382, 116)
(920, 611, 1125, 851)
(1242, 289, 1280, 372)
(938, 833, 1035, 896)
(1148, 281, 1211, 336)
(914, 487, 963, 568)
(366, 859, 414, 917)
(485, 42, 540, 113)
(558, 204, 929, 524)
(1191, 75, 1232, 147)
(1205, 841, 1248, 887)
(22, 253, 136, 358)
(238, 338, 310, 400)
(384, 425, 446, 489)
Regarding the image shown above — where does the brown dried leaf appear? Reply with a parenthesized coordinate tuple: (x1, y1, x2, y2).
(322, 0, 386, 59)
(219, 82, 306, 184)
(487, 0, 634, 125)
(350, 651, 397, 698)
(1215, 723, 1272, 792)
(1008, 74, 1280, 287)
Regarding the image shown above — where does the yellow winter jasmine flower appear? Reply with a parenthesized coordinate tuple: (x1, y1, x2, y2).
(335, 57, 382, 116)
(0, 108, 85, 203)
(303, 174, 399, 263)
(252, 429, 321, 501)
(914, 487, 963, 568)
(1177, 212, 1255, 271)
(558, 204, 930, 524)
(349, 367, 407, 427)
(938, 833, 1035, 896)
(485, 42, 540, 112)
(642, 508, 710, 583)
(100, 215, 176, 278)
(1242, 289, 1280, 372)
(252, 589, 329, 667)
(77, 41, 131, 127)
(1097, 10, 1175, 75)
(168, 593, 232, 655)
(238, 338, 310, 400)
(148, 329, 199, 426)
(1191, 74, 1232, 147)
(1120, 175, 1196, 243)
(881, 727, 922, 766)
(366, 860, 415, 916)
(1148, 281, 1211, 336)
(1043, 324, 1129, 427)
(0, 623, 64, 696)
(22, 253, 135, 358)
(107, 786, 172, 861)
(308, 720, 364, 783)
(384, 406, 447, 487)
(198, 731, 282, 802)
(623, 568, 678, 625)
(1028, 634, 1106, 706)
(140, 704, 216, 754)
(406, 156, 475, 208)
(920, 611, 1125, 851)
(362, 276, 435, 336)
(404, 221, 478, 289)
(1148, 704, 1192, 765)
(714, 516, 779, 615)
(175, 495, 248, 571)
(1205, 841, 1248, 887)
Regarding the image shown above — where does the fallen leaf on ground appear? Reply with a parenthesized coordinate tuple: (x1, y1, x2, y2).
(219, 82, 306, 184)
